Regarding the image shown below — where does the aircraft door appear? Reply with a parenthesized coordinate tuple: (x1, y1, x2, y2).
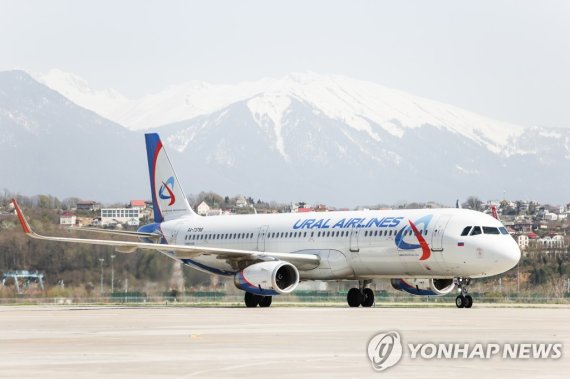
(169, 221, 185, 244)
(349, 227, 360, 253)
(431, 215, 452, 251)
(257, 225, 269, 252)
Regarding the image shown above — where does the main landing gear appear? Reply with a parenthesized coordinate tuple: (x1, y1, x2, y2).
(454, 277, 473, 309)
(244, 292, 272, 308)
(347, 280, 374, 307)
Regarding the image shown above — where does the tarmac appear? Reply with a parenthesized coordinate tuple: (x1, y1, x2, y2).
(0, 305, 568, 378)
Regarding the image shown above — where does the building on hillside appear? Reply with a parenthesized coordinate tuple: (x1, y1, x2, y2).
(536, 235, 565, 249)
(101, 208, 141, 227)
(59, 213, 76, 227)
(235, 196, 248, 208)
(76, 201, 100, 212)
(197, 201, 210, 216)
(512, 219, 535, 233)
(519, 201, 530, 212)
(129, 200, 147, 209)
(517, 234, 529, 250)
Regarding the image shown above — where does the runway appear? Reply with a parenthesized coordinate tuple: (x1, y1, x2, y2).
(0, 305, 568, 378)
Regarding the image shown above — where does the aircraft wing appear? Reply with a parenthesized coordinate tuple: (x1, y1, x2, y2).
(11, 200, 320, 270)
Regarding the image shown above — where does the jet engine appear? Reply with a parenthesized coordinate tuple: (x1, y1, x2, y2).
(391, 278, 455, 296)
(234, 261, 299, 295)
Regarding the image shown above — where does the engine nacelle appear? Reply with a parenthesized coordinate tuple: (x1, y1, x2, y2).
(234, 261, 300, 295)
(391, 278, 455, 296)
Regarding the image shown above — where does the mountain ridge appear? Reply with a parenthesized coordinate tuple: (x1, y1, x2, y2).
(2, 69, 569, 206)
(34, 70, 529, 154)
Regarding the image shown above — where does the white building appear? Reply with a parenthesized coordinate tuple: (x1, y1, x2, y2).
(59, 213, 76, 226)
(197, 201, 210, 216)
(537, 235, 565, 249)
(235, 196, 248, 208)
(517, 235, 529, 250)
(544, 212, 559, 221)
(101, 208, 141, 227)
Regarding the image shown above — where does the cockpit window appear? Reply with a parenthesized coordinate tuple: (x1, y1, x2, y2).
(498, 227, 508, 235)
(461, 226, 472, 236)
(470, 226, 482, 236)
(482, 226, 500, 235)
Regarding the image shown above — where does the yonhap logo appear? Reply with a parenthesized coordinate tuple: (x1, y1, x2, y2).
(366, 330, 562, 372)
(367, 331, 403, 371)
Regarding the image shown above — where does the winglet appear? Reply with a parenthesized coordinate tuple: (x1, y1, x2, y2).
(11, 199, 32, 234)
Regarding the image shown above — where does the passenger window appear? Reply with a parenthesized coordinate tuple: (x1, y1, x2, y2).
(470, 226, 482, 236)
(461, 227, 472, 236)
(483, 226, 500, 234)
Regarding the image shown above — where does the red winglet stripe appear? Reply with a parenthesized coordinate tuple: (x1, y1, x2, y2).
(408, 220, 431, 261)
(12, 199, 31, 234)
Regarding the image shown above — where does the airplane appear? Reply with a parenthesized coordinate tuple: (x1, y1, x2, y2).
(11, 133, 521, 308)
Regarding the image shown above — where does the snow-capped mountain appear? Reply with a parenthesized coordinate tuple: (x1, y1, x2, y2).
(156, 92, 570, 205)
(0, 71, 147, 201)
(5, 69, 570, 206)
(35, 70, 528, 156)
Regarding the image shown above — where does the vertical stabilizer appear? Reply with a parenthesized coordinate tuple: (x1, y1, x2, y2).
(145, 133, 197, 222)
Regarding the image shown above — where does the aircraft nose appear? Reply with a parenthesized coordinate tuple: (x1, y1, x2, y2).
(496, 237, 521, 272)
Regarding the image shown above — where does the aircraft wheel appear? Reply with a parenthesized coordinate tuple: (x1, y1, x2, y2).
(347, 288, 363, 307)
(259, 296, 272, 308)
(361, 288, 375, 307)
(464, 295, 473, 308)
(455, 295, 466, 308)
(244, 292, 260, 307)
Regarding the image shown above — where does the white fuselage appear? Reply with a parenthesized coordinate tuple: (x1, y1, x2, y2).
(158, 208, 521, 281)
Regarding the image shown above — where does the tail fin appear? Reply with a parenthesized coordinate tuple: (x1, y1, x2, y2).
(145, 133, 197, 222)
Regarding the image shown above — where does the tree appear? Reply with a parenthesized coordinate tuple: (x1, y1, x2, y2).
(463, 196, 483, 211)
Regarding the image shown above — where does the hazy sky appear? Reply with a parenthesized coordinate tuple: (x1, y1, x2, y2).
(1, 0, 569, 129)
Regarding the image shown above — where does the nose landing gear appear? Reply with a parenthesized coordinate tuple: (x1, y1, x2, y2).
(454, 277, 473, 308)
(347, 280, 375, 307)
